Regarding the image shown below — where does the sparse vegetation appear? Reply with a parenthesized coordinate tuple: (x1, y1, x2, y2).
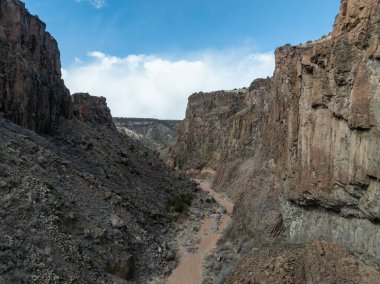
(205, 197, 216, 204)
(45, 182, 54, 190)
(195, 161, 207, 170)
(165, 193, 194, 213)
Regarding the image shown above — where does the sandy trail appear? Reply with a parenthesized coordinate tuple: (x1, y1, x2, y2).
(166, 180, 233, 284)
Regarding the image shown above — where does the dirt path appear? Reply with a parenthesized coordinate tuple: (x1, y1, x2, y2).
(166, 180, 233, 284)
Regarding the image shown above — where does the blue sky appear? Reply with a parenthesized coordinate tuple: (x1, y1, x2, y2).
(23, 0, 341, 119)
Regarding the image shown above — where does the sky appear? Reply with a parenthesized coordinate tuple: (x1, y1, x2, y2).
(23, 0, 341, 119)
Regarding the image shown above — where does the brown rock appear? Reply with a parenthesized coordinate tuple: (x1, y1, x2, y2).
(0, 0, 72, 134)
(72, 93, 115, 128)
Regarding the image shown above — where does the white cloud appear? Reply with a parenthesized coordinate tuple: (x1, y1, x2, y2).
(75, 0, 106, 9)
(62, 49, 275, 119)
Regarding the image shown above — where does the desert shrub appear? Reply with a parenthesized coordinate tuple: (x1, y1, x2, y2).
(195, 161, 207, 170)
(205, 197, 216, 204)
(45, 182, 54, 190)
(165, 193, 193, 213)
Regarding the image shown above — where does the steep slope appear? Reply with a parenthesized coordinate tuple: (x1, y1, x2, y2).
(0, 0, 199, 282)
(0, 115, 198, 283)
(168, 0, 380, 281)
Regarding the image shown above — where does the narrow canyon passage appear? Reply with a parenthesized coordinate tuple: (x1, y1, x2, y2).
(166, 180, 234, 284)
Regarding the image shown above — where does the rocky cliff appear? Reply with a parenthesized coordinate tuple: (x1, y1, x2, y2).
(168, 83, 270, 170)
(0, 0, 71, 134)
(72, 93, 115, 128)
(169, 0, 380, 280)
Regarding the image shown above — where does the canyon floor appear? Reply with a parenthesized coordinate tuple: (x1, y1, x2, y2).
(165, 179, 233, 284)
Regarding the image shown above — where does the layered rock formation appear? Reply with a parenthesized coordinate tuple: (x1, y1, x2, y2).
(169, 0, 380, 278)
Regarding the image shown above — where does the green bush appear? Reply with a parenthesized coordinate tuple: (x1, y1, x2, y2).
(165, 193, 193, 213)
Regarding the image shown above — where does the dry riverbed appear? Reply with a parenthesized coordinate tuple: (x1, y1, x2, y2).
(166, 180, 233, 284)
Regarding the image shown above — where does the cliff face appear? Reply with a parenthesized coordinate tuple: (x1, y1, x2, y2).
(169, 0, 380, 268)
(0, 0, 72, 134)
(168, 81, 270, 170)
(72, 93, 115, 128)
(0, 1, 118, 133)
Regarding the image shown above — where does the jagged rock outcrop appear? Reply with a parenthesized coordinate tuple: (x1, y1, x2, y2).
(72, 93, 115, 128)
(168, 0, 380, 277)
(0, 0, 71, 134)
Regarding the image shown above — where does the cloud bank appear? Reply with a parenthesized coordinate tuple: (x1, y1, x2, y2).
(62, 49, 275, 119)
(75, 0, 106, 9)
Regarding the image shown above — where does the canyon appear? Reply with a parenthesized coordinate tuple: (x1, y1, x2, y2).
(1, 0, 380, 283)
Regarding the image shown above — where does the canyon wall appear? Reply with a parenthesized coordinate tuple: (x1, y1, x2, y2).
(0, 0, 72, 134)
(168, 81, 270, 170)
(169, 0, 380, 265)
(0, 1, 118, 134)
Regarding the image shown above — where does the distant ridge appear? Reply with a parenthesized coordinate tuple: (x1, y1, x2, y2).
(113, 117, 181, 150)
